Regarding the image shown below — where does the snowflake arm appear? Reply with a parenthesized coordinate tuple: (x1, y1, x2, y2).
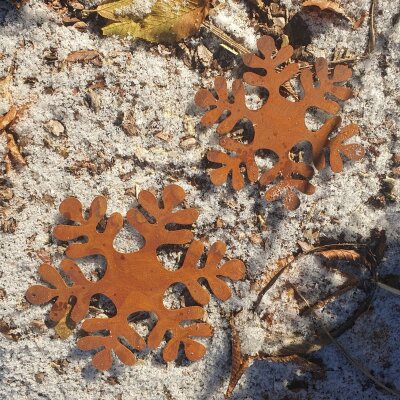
(53, 196, 123, 259)
(329, 124, 365, 172)
(177, 240, 245, 305)
(298, 59, 353, 114)
(77, 316, 146, 370)
(26, 260, 98, 323)
(126, 184, 199, 250)
(147, 306, 213, 362)
(242, 36, 299, 96)
(195, 77, 254, 135)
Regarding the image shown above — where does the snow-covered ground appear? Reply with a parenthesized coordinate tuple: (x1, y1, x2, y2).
(0, 0, 399, 398)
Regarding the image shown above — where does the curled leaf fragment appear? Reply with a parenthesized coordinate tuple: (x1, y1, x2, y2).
(302, 0, 351, 22)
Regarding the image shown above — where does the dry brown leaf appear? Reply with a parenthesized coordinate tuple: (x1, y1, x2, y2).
(297, 240, 314, 252)
(302, 0, 351, 21)
(65, 50, 102, 66)
(0, 106, 17, 131)
(318, 249, 362, 263)
(6, 133, 26, 166)
(98, 0, 210, 43)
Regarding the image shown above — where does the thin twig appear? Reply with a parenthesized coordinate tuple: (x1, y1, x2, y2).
(202, 21, 250, 55)
(299, 280, 360, 316)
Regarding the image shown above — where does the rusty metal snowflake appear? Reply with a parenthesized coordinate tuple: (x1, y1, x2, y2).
(195, 35, 365, 210)
(26, 184, 245, 370)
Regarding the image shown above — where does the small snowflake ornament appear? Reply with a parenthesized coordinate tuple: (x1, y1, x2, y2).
(195, 35, 365, 210)
(26, 185, 245, 370)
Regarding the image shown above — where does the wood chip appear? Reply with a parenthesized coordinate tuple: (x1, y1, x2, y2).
(0, 187, 14, 201)
(0, 217, 17, 233)
(179, 136, 197, 149)
(43, 120, 65, 137)
(196, 44, 213, 67)
(35, 248, 52, 264)
(34, 372, 46, 384)
(85, 90, 101, 113)
(155, 131, 172, 142)
(122, 111, 138, 136)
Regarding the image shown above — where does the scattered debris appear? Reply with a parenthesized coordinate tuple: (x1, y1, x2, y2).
(228, 232, 390, 398)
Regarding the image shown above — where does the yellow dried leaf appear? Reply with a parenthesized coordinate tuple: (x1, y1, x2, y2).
(98, 0, 210, 43)
(96, 0, 132, 21)
(54, 304, 74, 340)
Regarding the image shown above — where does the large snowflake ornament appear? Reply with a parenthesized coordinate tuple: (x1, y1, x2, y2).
(195, 36, 365, 210)
(26, 185, 245, 370)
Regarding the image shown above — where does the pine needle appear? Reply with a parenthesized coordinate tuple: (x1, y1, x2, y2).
(377, 281, 400, 297)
